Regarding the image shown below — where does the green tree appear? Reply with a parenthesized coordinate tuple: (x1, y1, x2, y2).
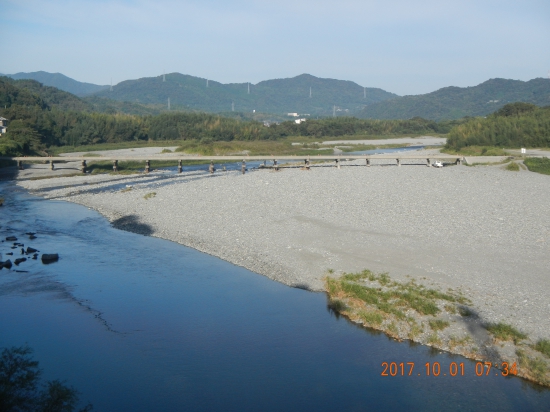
(0, 346, 92, 412)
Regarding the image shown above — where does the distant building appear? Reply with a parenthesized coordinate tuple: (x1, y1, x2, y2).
(0, 117, 7, 134)
(295, 118, 307, 124)
(287, 113, 299, 117)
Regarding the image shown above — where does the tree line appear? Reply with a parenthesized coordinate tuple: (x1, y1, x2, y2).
(445, 103, 550, 150)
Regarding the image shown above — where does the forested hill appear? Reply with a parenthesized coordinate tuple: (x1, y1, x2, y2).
(5, 71, 109, 96)
(92, 73, 398, 116)
(356, 78, 550, 121)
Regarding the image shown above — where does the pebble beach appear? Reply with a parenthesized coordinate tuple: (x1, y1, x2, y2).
(15, 151, 550, 344)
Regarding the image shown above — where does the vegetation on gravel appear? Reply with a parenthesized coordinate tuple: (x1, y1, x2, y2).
(524, 157, 550, 175)
(486, 322, 527, 344)
(505, 162, 520, 171)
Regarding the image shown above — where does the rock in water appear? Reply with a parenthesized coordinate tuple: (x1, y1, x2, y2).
(14, 258, 27, 265)
(29, 235, 37, 240)
(41, 254, 59, 264)
(26, 247, 38, 254)
(6, 236, 17, 241)
(2, 260, 12, 269)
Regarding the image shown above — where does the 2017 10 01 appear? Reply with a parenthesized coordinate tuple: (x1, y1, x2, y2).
(381, 361, 517, 377)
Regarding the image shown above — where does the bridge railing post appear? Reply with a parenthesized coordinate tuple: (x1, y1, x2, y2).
(427, 158, 431, 167)
(81, 160, 87, 173)
(366, 158, 370, 167)
(274, 159, 278, 171)
(50, 160, 54, 170)
(241, 160, 246, 174)
(335, 159, 340, 169)
(145, 160, 150, 174)
(113, 160, 118, 172)
(396, 158, 401, 167)
(209, 161, 215, 174)
(178, 160, 182, 173)
(18, 160, 23, 170)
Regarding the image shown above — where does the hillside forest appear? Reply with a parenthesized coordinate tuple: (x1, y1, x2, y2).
(0, 77, 458, 156)
(0, 77, 549, 157)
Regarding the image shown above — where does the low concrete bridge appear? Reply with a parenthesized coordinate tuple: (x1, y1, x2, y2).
(5, 154, 465, 174)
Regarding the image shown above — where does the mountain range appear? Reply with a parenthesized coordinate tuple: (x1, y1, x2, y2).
(357, 78, 550, 121)
(2, 71, 549, 120)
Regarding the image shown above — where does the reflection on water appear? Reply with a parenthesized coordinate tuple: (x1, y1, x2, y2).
(0, 180, 549, 411)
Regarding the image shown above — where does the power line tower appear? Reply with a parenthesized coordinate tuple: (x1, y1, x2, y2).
(167, 98, 170, 110)
(247, 83, 250, 94)
(206, 79, 209, 87)
(309, 87, 312, 98)
(232, 101, 235, 112)
(163, 71, 166, 82)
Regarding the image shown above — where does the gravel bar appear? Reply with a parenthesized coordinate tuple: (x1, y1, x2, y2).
(17, 158, 550, 341)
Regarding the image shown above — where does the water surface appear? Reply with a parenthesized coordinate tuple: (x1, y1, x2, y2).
(0, 180, 548, 411)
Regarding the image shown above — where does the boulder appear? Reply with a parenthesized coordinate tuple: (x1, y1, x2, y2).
(2, 260, 12, 269)
(41, 254, 59, 264)
(26, 247, 38, 254)
(14, 258, 26, 265)
(6, 236, 17, 241)
(29, 235, 37, 240)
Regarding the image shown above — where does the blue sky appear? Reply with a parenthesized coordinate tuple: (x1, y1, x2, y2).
(1, 0, 549, 95)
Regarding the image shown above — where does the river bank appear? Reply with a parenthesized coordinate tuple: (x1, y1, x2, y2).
(11, 149, 550, 386)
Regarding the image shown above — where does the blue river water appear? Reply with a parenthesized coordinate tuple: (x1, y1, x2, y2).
(1, 152, 549, 411)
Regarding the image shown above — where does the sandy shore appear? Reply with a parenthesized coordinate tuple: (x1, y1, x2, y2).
(14, 152, 550, 344)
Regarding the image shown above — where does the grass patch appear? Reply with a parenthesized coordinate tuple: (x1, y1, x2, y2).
(81, 152, 102, 157)
(427, 333, 442, 345)
(160, 148, 173, 153)
(505, 162, 520, 171)
(441, 145, 508, 156)
(120, 187, 132, 193)
(534, 339, 550, 358)
(143, 192, 156, 200)
(524, 157, 550, 175)
(429, 319, 450, 331)
(486, 322, 527, 344)
(517, 350, 548, 382)
(444, 304, 457, 314)
(359, 310, 383, 326)
(325, 269, 468, 320)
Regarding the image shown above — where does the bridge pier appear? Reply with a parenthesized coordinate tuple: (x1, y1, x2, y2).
(456, 158, 462, 165)
(50, 160, 54, 170)
(81, 160, 87, 173)
(305, 158, 310, 170)
(113, 160, 118, 172)
(274, 159, 278, 171)
(209, 161, 215, 174)
(178, 160, 182, 173)
(18, 160, 23, 170)
(241, 160, 246, 174)
(145, 160, 150, 174)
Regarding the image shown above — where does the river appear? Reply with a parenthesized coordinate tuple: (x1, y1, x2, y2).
(1, 154, 549, 411)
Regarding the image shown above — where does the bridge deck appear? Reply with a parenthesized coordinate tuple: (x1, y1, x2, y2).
(4, 154, 463, 162)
